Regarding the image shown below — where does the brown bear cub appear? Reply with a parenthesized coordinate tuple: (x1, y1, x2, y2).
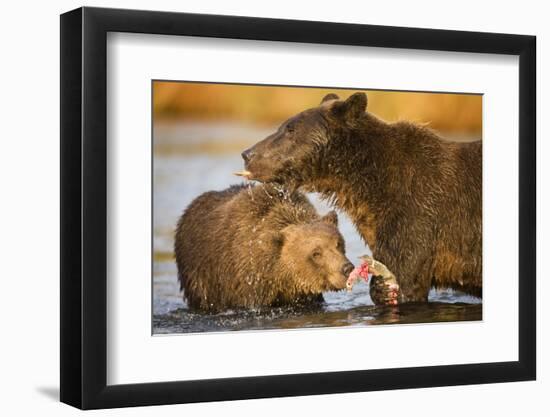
(174, 183, 354, 311)
(241, 92, 482, 305)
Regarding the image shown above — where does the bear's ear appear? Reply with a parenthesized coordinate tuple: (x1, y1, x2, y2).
(272, 232, 285, 248)
(332, 92, 367, 122)
(320, 93, 340, 105)
(320, 210, 338, 227)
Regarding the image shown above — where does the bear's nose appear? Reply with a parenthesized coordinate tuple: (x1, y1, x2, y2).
(342, 262, 354, 277)
(241, 149, 254, 163)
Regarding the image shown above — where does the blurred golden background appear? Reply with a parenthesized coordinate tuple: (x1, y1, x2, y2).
(153, 81, 482, 137)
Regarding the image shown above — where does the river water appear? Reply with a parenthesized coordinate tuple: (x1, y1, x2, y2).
(153, 121, 482, 334)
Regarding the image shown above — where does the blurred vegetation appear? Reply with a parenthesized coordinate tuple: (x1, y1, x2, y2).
(153, 81, 482, 136)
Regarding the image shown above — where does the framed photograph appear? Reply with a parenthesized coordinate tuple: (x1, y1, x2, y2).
(60, 6, 536, 409)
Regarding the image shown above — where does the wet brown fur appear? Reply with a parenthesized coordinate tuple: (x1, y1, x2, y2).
(175, 184, 353, 311)
(242, 93, 482, 303)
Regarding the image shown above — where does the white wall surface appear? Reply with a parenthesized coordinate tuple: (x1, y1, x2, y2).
(0, 0, 546, 415)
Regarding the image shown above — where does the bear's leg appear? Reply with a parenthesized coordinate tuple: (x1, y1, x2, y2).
(370, 228, 435, 304)
(396, 273, 431, 303)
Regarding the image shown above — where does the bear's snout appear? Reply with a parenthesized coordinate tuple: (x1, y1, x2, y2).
(241, 148, 254, 163)
(341, 262, 354, 277)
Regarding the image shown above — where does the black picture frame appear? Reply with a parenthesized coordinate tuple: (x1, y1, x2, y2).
(60, 6, 536, 410)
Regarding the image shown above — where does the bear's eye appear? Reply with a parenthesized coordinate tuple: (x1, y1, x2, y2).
(312, 250, 322, 259)
(286, 123, 296, 134)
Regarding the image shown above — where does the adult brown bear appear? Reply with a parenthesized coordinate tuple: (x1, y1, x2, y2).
(175, 183, 354, 311)
(240, 93, 482, 305)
